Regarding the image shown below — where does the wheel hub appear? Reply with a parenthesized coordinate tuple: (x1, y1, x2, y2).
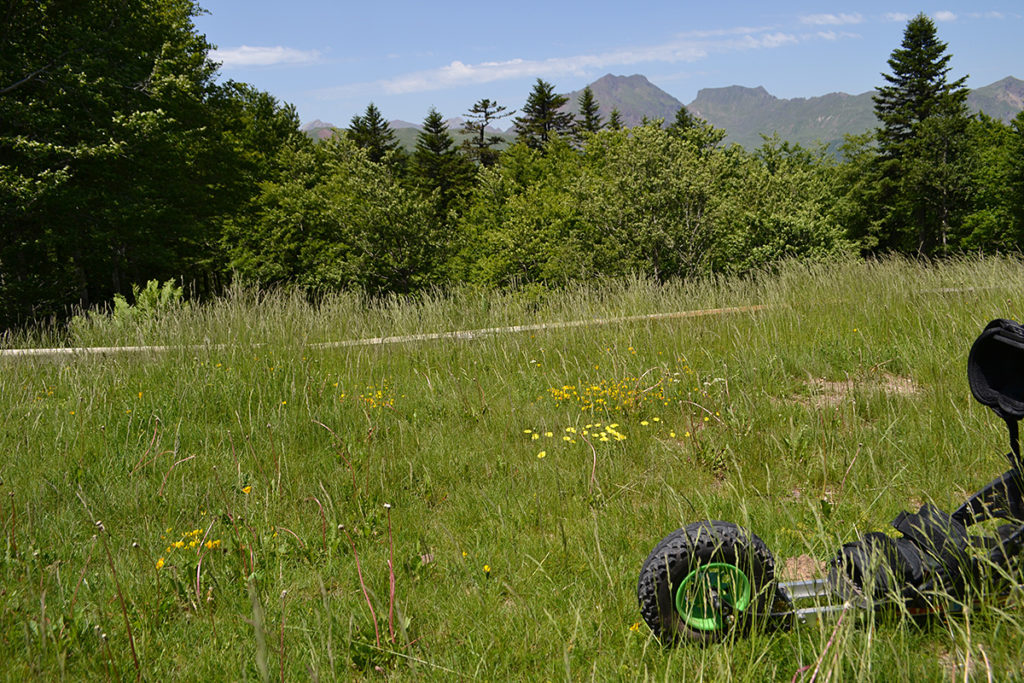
(675, 562, 751, 631)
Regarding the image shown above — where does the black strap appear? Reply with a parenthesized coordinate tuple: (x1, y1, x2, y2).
(1007, 417, 1022, 473)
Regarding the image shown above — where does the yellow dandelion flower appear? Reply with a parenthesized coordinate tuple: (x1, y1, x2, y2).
(640, 420, 649, 426)
(156, 557, 165, 570)
(462, 550, 468, 558)
(483, 565, 491, 573)
(652, 417, 661, 422)
(523, 429, 532, 434)
(685, 431, 691, 437)
(544, 431, 553, 437)
(532, 433, 539, 440)
(563, 436, 572, 442)
(242, 485, 252, 494)
(629, 622, 640, 632)
(537, 451, 546, 459)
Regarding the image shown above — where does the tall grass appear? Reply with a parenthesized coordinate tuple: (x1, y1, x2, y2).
(2, 255, 1024, 680)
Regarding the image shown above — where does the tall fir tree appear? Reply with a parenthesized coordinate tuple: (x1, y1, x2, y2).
(873, 13, 969, 157)
(347, 102, 402, 164)
(606, 108, 625, 131)
(460, 98, 513, 166)
(411, 108, 474, 218)
(667, 106, 725, 154)
(667, 106, 698, 135)
(575, 86, 603, 140)
(870, 13, 972, 254)
(513, 79, 575, 150)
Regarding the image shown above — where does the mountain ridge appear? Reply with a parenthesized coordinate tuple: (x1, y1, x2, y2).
(302, 74, 1024, 151)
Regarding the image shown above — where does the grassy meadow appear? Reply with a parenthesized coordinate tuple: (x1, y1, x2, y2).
(4, 257, 1024, 680)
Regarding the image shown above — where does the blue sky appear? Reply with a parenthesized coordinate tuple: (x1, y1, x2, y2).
(194, 2, 1022, 128)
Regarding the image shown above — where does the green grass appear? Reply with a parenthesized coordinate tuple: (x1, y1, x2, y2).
(3, 256, 1024, 680)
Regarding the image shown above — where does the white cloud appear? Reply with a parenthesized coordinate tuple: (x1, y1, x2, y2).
(933, 10, 957, 21)
(967, 11, 1003, 19)
(884, 12, 912, 22)
(211, 45, 321, 68)
(800, 13, 863, 26)
(676, 25, 776, 38)
(315, 26, 811, 99)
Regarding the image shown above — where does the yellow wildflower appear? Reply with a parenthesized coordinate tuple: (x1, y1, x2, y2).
(156, 557, 165, 570)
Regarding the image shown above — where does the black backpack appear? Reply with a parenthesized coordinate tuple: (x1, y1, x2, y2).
(968, 318, 1024, 471)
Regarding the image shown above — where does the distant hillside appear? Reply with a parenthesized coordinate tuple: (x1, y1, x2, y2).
(299, 119, 338, 142)
(301, 75, 1023, 152)
(968, 76, 1024, 122)
(561, 74, 684, 127)
(686, 86, 877, 150)
(688, 76, 1024, 150)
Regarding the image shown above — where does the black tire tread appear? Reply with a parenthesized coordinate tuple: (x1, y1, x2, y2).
(637, 520, 775, 643)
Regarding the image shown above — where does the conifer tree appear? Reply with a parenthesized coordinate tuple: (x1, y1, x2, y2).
(667, 106, 698, 135)
(873, 13, 969, 158)
(607, 108, 625, 131)
(871, 12, 972, 254)
(576, 86, 603, 137)
(667, 106, 725, 153)
(411, 108, 474, 217)
(347, 102, 402, 164)
(461, 98, 513, 166)
(513, 79, 575, 150)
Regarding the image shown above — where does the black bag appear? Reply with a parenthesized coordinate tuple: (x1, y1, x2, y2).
(968, 318, 1024, 470)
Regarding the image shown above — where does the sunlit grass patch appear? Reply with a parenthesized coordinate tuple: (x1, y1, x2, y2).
(3, 257, 1024, 679)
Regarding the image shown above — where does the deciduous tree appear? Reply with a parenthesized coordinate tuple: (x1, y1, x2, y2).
(0, 0, 288, 327)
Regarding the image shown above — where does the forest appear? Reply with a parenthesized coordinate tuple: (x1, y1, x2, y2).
(3, 1, 1024, 331)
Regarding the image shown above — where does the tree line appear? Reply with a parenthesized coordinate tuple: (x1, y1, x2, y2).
(2, 7, 1023, 330)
